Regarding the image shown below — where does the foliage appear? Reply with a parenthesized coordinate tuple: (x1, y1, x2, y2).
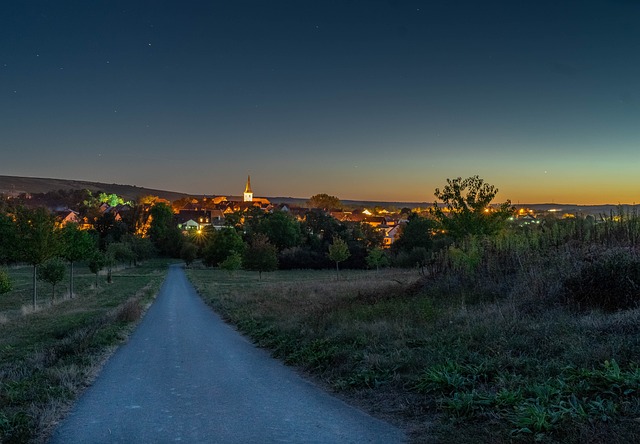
(14, 207, 60, 308)
(365, 247, 389, 271)
(122, 233, 156, 265)
(60, 223, 95, 298)
(180, 242, 198, 267)
(0, 268, 11, 294)
(328, 236, 350, 279)
(14, 207, 60, 267)
(98, 192, 128, 207)
(88, 250, 107, 288)
(278, 246, 332, 270)
(220, 251, 242, 275)
(563, 248, 640, 311)
(92, 211, 128, 249)
(391, 213, 436, 254)
(148, 203, 183, 257)
(202, 228, 245, 267)
(307, 193, 342, 211)
(254, 211, 303, 251)
(0, 213, 16, 264)
(242, 234, 278, 279)
(430, 175, 513, 239)
(37, 258, 66, 302)
(106, 242, 135, 266)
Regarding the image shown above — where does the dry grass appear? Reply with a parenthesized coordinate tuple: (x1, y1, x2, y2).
(187, 259, 640, 444)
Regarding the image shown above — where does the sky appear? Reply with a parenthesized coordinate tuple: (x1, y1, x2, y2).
(1, 1, 639, 205)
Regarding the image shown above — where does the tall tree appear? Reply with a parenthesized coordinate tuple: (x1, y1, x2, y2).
(243, 234, 278, 280)
(307, 193, 342, 211)
(430, 175, 513, 239)
(328, 236, 350, 280)
(202, 228, 245, 267)
(392, 213, 435, 254)
(60, 223, 95, 298)
(14, 207, 60, 308)
(148, 203, 183, 257)
(255, 211, 302, 251)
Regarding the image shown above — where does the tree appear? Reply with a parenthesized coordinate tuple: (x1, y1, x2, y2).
(93, 211, 128, 249)
(38, 258, 66, 303)
(98, 192, 127, 207)
(180, 242, 198, 267)
(366, 247, 389, 271)
(392, 213, 435, 254)
(220, 251, 242, 275)
(430, 175, 514, 239)
(307, 193, 342, 211)
(202, 228, 245, 267)
(0, 268, 12, 294)
(88, 250, 106, 288)
(14, 207, 60, 309)
(105, 242, 134, 282)
(255, 211, 302, 251)
(243, 234, 278, 280)
(0, 213, 16, 264)
(328, 236, 351, 280)
(122, 233, 156, 265)
(148, 203, 183, 257)
(60, 223, 95, 299)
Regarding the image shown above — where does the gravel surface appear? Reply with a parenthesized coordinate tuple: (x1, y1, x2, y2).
(49, 265, 406, 443)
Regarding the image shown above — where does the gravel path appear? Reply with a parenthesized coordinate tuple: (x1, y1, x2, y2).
(49, 265, 405, 443)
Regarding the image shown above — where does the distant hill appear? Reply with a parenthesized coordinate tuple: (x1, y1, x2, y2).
(0, 175, 191, 203)
(0, 175, 431, 208)
(1, 175, 630, 215)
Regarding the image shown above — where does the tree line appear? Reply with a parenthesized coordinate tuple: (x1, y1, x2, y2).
(0, 175, 517, 299)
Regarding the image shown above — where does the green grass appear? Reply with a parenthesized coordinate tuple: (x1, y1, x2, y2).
(186, 265, 640, 444)
(0, 259, 170, 443)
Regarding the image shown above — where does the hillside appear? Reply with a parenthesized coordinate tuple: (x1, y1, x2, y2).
(0, 175, 190, 203)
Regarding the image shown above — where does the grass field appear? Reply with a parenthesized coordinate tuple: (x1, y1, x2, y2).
(0, 260, 171, 443)
(186, 265, 640, 444)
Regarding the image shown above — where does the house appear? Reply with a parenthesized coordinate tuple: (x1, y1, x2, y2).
(55, 209, 81, 226)
(175, 210, 214, 231)
(382, 224, 403, 248)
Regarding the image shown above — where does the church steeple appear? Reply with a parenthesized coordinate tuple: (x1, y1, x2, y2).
(243, 175, 253, 202)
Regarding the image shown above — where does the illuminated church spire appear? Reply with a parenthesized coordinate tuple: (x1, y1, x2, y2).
(243, 175, 253, 202)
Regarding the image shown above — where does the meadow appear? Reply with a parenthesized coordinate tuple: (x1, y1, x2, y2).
(187, 220, 640, 444)
(0, 260, 170, 443)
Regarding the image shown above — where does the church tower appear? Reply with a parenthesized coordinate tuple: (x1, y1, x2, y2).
(243, 175, 253, 202)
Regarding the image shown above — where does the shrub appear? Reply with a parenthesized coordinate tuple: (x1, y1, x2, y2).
(0, 268, 12, 294)
(563, 249, 640, 311)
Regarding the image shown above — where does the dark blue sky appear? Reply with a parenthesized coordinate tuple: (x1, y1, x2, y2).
(2, 1, 639, 203)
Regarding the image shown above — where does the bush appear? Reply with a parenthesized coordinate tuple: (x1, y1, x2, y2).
(0, 268, 12, 294)
(563, 249, 640, 311)
(279, 247, 331, 270)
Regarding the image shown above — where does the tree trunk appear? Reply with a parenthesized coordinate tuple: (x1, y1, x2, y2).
(335, 262, 340, 280)
(69, 261, 74, 299)
(32, 265, 37, 310)
(95, 272, 99, 289)
(52, 284, 56, 304)
(107, 267, 112, 284)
